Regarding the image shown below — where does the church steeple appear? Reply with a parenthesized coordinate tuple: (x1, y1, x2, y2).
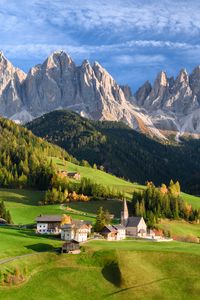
(121, 199, 129, 226)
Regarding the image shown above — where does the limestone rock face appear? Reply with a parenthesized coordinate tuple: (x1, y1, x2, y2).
(0, 52, 26, 116)
(134, 67, 200, 139)
(1, 50, 200, 140)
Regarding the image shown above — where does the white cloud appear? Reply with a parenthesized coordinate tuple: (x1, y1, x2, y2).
(2, 39, 200, 61)
(115, 54, 166, 66)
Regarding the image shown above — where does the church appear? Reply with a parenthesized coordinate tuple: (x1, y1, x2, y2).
(121, 200, 147, 237)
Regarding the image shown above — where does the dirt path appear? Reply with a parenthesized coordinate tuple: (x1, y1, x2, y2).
(0, 252, 42, 265)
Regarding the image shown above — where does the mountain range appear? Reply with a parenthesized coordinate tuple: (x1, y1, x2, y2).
(0, 50, 200, 140)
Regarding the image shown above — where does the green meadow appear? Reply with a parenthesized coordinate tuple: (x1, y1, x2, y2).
(52, 157, 145, 197)
(0, 230, 200, 300)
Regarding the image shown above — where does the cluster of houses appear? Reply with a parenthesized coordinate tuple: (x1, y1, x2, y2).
(36, 200, 153, 252)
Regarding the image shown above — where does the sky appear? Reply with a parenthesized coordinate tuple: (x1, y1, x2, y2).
(1, 0, 200, 91)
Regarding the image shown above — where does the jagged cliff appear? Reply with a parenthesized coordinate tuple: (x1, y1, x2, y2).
(0, 50, 200, 140)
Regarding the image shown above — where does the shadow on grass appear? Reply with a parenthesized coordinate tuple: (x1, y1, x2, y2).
(25, 243, 57, 252)
(0, 188, 44, 205)
(104, 277, 177, 298)
(102, 261, 122, 287)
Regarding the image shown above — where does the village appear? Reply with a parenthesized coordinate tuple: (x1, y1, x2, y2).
(35, 199, 172, 254)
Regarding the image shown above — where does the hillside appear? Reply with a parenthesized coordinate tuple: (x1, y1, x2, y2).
(27, 110, 200, 194)
(0, 229, 200, 300)
(0, 116, 76, 191)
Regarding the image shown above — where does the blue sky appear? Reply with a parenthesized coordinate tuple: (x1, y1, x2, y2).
(1, 0, 200, 91)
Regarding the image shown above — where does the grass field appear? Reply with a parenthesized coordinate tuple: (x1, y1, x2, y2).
(181, 192, 200, 209)
(0, 226, 62, 259)
(158, 219, 200, 239)
(0, 231, 200, 300)
(0, 189, 94, 225)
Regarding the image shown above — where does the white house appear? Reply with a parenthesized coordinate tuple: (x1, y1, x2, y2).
(61, 220, 92, 242)
(101, 224, 126, 241)
(113, 224, 126, 240)
(121, 200, 147, 237)
(36, 215, 62, 234)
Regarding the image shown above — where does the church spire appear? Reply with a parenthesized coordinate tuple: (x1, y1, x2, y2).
(121, 199, 129, 226)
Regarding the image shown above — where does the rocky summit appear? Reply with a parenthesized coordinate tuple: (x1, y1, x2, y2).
(0, 50, 200, 140)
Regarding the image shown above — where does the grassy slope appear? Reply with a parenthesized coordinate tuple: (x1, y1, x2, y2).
(0, 235, 200, 300)
(0, 227, 62, 259)
(181, 192, 200, 209)
(158, 219, 200, 238)
(0, 189, 94, 224)
(53, 157, 200, 206)
(53, 157, 145, 197)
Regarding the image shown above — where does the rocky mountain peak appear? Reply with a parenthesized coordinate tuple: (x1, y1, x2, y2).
(1, 51, 200, 140)
(156, 71, 168, 87)
(120, 85, 132, 101)
(176, 68, 189, 85)
(44, 50, 75, 70)
(134, 81, 152, 106)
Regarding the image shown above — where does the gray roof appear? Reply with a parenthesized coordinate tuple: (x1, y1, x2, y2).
(36, 215, 62, 222)
(113, 224, 125, 230)
(61, 220, 92, 230)
(101, 225, 117, 234)
(67, 172, 80, 176)
(126, 217, 143, 227)
(72, 219, 92, 226)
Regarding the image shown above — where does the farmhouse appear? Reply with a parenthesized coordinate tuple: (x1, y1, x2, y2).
(36, 215, 62, 234)
(61, 220, 91, 242)
(101, 224, 126, 241)
(67, 172, 81, 180)
(121, 200, 147, 237)
(57, 170, 81, 180)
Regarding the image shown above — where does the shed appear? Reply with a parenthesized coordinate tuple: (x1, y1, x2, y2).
(61, 240, 80, 253)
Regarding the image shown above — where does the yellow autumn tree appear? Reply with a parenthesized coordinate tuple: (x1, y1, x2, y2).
(61, 214, 71, 225)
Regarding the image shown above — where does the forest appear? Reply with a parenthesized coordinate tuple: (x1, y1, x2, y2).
(0, 117, 75, 190)
(131, 181, 200, 227)
(42, 176, 124, 205)
(27, 109, 200, 195)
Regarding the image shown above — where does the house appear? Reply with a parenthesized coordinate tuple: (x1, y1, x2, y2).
(61, 240, 80, 253)
(121, 200, 147, 237)
(101, 224, 126, 241)
(67, 172, 81, 180)
(36, 215, 63, 234)
(113, 224, 126, 240)
(101, 225, 118, 241)
(57, 170, 81, 180)
(61, 220, 92, 242)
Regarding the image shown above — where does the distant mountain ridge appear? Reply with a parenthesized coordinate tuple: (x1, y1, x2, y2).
(0, 50, 200, 140)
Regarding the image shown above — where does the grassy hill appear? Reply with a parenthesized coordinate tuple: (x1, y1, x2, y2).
(52, 157, 144, 198)
(0, 230, 200, 300)
(0, 189, 96, 224)
(27, 109, 200, 194)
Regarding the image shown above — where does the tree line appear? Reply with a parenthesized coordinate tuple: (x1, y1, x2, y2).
(42, 177, 125, 204)
(132, 181, 200, 227)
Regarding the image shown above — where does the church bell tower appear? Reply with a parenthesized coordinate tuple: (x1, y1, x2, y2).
(121, 199, 129, 226)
